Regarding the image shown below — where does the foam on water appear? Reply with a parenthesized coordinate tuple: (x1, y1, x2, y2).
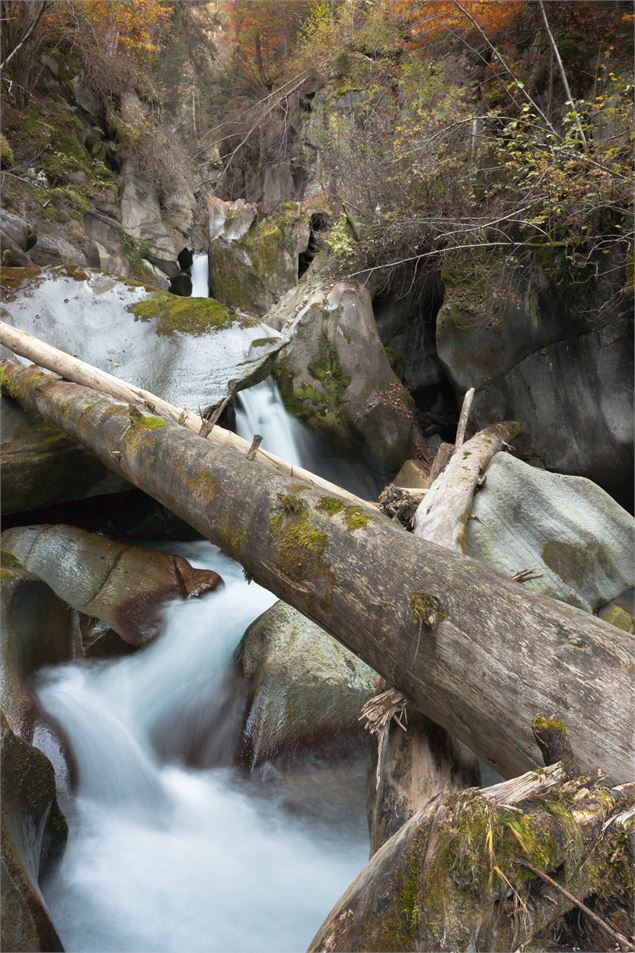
(38, 369, 371, 951)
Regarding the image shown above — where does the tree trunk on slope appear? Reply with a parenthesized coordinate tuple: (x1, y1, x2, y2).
(1, 358, 633, 784)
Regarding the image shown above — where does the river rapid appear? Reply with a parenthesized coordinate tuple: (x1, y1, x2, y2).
(36, 255, 371, 952)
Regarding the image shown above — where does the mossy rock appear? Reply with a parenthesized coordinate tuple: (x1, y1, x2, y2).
(237, 600, 376, 767)
(128, 291, 247, 336)
(1, 712, 67, 953)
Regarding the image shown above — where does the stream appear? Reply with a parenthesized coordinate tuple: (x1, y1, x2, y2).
(35, 255, 371, 952)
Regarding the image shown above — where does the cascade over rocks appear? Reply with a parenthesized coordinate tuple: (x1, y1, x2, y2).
(1, 712, 67, 953)
(237, 600, 375, 768)
(1, 525, 223, 646)
(466, 452, 635, 613)
(269, 275, 418, 472)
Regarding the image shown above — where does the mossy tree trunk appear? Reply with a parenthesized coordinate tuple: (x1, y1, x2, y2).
(1, 358, 634, 784)
(309, 763, 635, 952)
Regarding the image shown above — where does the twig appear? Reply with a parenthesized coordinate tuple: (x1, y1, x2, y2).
(246, 434, 263, 461)
(538, 0, 587, 149)
(518, 860, 632, 952)
(0, 1, 53, 72)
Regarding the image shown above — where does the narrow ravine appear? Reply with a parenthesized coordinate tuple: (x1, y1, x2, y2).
(35, 255, 371, 953)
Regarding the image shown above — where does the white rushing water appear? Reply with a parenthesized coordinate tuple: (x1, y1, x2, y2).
(37, 254, 369, 952)
(190, 252, 210, 298)
(38, 546, 368, 952)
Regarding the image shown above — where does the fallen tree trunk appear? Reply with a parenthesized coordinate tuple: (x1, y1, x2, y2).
(0, 319, 368, 507)
(308, 761, 635, 952)
(1, 357, 633, 782)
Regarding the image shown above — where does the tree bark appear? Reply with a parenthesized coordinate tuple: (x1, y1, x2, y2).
(1, 357, 633, 783)
(309, 763, 635, 952)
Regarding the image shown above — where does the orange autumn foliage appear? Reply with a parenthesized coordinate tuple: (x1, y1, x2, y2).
(75, 0, 172, 52)
(394, 0, 523, 48)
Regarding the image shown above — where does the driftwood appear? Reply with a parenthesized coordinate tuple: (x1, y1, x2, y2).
(0, 320, 369, 508)
(0, 356, 634, 785)
(413, 419, 524, 548)
(377, 483, 425, 529)
(308, 761, 635, 952)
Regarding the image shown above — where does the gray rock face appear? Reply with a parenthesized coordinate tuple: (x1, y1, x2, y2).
(0, 209, 37, 266)
(466, 453, 635, 612)
(1, 395, 127, 516)
(437, 259, 633, 506)
(120, 160, 176, 258)
(207, 198, 310, 316)
(1, 712, 67, 953)
(237, 600, 376, 768)
(0, 266, 285, 410)
(1, 525, 222, 646)
(272, 277, 416, 471)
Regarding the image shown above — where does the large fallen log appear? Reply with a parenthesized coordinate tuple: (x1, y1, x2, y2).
(308, 760, 635, 952)
(0, 356, 633, 782)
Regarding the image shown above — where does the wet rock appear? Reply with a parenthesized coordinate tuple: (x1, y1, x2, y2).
(271, 277, 416, 471)
(1, 395, 128, 516)
(0, 266, 286, 408)
(1, 711, 67, 953)
(1, 525, 223, 646)
(177, 247, 193, 271)
(466, 452, 635, 612)
(168, 271, 193, 297)
(237, 601, 375, 768)
(0, 557, 73, 741)
(208, 198, 311, 315)
(437, 254, 633, 506)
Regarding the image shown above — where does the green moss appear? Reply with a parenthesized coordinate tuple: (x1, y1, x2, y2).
(318, 496, 345, 515)
(0, 133, 14, 168)
(598, 603, 634, 633)
(410, 591, 446, 630)
(532, 715, 566, 733)
(128, 406, 166, 430)
(269, 493, 331, 586)
(343, 506, 370, 531)
(187, 469, 217, 499)
(0, 551, 23, 570)
(129, 292, 239, 336)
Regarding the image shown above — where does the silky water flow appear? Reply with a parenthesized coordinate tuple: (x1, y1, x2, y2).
(36, 255, 370, 952)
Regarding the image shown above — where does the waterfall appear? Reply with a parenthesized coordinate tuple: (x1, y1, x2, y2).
(190, 253, 210, 298)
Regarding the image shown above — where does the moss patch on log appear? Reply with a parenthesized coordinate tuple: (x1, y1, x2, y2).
(270, 492, 332, 587)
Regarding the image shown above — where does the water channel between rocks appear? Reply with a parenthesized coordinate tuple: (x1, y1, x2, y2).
(36, 255, 372, 952)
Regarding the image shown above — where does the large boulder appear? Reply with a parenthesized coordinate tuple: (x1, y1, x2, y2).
(466, 453, 635, 612)
(1, 394, 127, 516)
(270, 277, 416, 471)
(436, 253, 633, 506)
(0, 266, 285, 409)
(237, 600, 376, 768)
(1, 712, 67, 953)
(1, 525, 223, 646)
(207, 198, 311, 315)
